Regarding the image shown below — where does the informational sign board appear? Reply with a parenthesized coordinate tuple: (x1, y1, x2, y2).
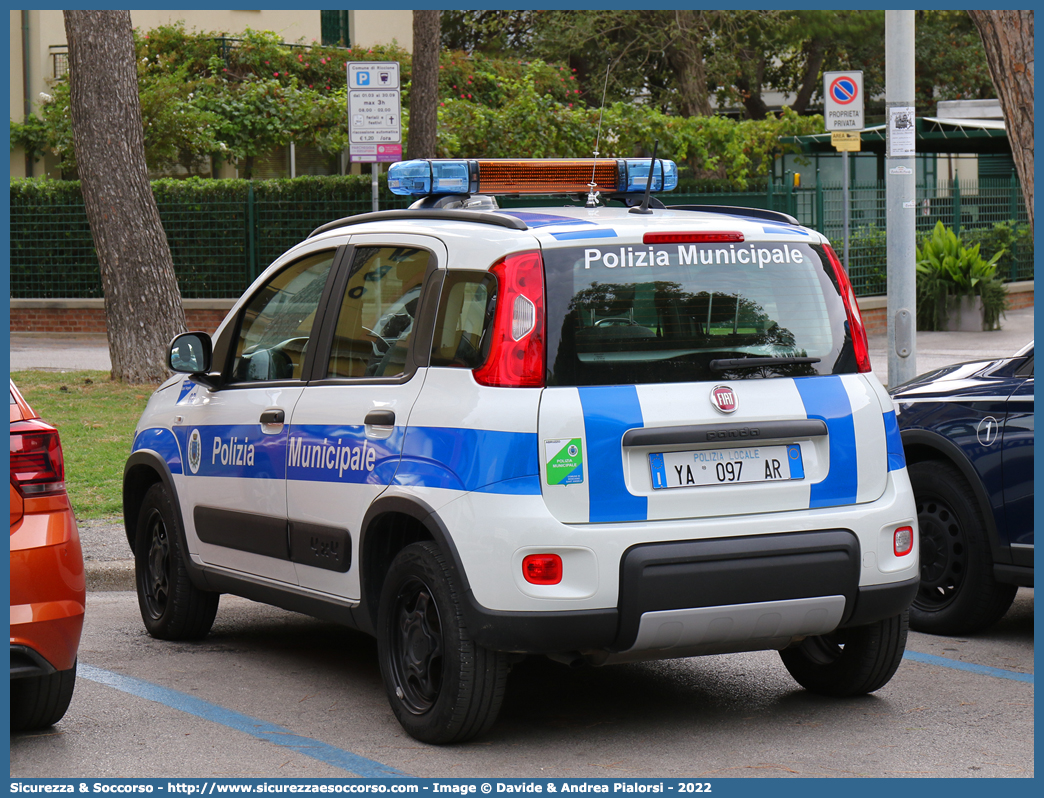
(347, 62, 402, 163)
(823, 71, 864, 131)
(887, 106, 916, 158)
(831, 131, 861, 152)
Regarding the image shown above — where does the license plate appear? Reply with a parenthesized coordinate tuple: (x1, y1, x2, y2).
(649, 445, 804, 489)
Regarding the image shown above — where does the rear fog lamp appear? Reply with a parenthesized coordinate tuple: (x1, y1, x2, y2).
(894, 526, 914, 557)
(522, 553, 563, 585)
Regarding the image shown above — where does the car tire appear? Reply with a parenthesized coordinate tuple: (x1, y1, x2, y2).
(10, 661, 77, 731)
(908, 460, 1017, 635)
(135, 483, 219, 640)
(376, 541, 510, 744)
(779, 611, 908, 697)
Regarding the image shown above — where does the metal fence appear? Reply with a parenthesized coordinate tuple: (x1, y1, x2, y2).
(803, 175, 1032, 295)
(9, 177, 1031, 300)
(10, 186, 411, 300)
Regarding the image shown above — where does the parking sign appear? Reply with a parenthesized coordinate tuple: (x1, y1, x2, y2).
(823, 71, 864, 131)
(348, 62, 402, 163)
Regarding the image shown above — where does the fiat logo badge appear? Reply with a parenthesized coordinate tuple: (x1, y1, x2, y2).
(711, 385, 737, 414)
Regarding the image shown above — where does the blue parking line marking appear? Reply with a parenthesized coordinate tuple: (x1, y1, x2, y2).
(903, 651, 1034, 684)
(79, 664, 407, 777)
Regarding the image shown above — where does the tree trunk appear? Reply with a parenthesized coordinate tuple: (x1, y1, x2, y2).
(64, 11, 186, 384)
(790, 39, 827, 116)
(736, 52, 770, 120)
(968, 10, 1034, 229)
(408, 11, 441, 159)
(667, 11, 713, 117)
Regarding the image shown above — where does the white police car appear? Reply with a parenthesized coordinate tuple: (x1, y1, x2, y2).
(125, 157, 919, 744)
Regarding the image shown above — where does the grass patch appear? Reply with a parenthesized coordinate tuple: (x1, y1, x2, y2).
(11, 370, 158, 520)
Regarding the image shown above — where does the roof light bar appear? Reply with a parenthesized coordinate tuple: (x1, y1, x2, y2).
(387, 158, 678, 197)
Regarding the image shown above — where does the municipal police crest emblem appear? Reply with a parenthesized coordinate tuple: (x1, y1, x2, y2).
(188, 429, 202, 474)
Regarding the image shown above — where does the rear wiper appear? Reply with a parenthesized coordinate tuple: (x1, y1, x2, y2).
(710, 356, 821, 371)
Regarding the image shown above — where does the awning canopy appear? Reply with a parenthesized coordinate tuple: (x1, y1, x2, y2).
(781, 116, 1010, 155)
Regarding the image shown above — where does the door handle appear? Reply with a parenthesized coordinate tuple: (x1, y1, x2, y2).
(364, 409, 395, 427)
(260, 409, 285, 425)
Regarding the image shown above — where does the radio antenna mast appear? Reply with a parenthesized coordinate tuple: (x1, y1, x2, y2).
(586, 59, 612, 208)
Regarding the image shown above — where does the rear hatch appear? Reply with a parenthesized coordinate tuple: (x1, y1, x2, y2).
(535, 228, 891, 524)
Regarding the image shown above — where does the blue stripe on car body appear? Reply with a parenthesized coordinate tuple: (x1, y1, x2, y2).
(882, 410, 906, 472)
(551, 229, 618, 241)
(140, 423, 540, 495)
(761, 224, 809, 237)
(397, 427, 539, 492)
(172, 425, 287, 479)
(176, 379, 196, 403)
(501, 212, 597, 229)
(794, 376, 859, 508)
(579, 385, 647, 523)
(132, 428, 184, 475)
(287, 423, 404, 485)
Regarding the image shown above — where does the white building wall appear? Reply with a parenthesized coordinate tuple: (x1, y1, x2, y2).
(129, 10, 322, 45)
(349, 10, 412, 51)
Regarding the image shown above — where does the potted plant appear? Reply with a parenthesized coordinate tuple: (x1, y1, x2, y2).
(915, 221, 1007, 331)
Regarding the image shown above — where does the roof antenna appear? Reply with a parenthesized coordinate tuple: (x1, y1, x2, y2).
(586, 59, 612, 208)
(629, 139, 659, 215)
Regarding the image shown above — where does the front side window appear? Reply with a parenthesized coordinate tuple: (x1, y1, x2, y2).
(326, 246, 430, 379)
(230, 251, 336, 383)
(544, 241, 854, 386)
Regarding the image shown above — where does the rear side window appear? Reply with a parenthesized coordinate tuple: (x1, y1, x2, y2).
(430, 272, 495, 369)
(543, 241, 855, 386)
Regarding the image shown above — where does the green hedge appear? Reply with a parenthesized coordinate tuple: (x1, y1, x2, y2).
(961, 220, 1035, 283)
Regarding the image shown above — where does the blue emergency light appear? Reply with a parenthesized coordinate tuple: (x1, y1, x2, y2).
(386, 158, 678, 197)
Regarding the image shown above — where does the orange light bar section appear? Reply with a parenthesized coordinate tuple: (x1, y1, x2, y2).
(476, 159, 619, 194)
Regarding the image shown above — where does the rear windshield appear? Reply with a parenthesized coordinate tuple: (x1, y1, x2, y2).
(543, 241, 857, 386)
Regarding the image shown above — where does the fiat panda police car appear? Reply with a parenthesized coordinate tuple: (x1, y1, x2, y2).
(124, 157, 918, 744)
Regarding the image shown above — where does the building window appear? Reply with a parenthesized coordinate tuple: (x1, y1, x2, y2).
(320, 11, 350, 47)
(50, 46, 69, 80)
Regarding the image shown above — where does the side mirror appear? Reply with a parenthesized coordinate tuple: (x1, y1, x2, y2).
(168, 332, 213, 374)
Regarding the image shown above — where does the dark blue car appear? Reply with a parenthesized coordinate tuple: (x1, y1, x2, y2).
(891, 343, 1033, 635)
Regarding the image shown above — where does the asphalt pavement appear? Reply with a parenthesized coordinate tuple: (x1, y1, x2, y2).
(9, 305, 1035, 592)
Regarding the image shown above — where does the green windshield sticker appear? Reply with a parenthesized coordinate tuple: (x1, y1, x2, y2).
(545, 438, 584, 486)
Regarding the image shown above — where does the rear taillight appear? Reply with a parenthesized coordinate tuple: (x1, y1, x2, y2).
(10, 420, 66, 496)
(473, 250, 546, 388)
(824, 243, 872, 373)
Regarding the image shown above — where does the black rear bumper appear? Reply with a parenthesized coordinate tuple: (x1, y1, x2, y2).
(11, 645, 57, 680)
(462, 530, 918, 655)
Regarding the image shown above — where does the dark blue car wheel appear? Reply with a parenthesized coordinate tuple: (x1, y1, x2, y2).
(908, 461, 1017, 635)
